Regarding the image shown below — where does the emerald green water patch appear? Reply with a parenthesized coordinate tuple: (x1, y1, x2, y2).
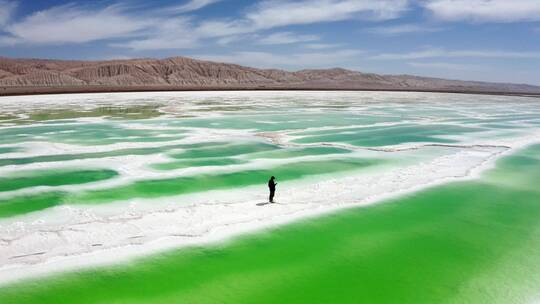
(246, 146, 351, 159)
(69, 157, 381, 204)
(0, 169, 118, 192)
(292, 124, 483, 147)
(0, 191, 66, 218)
(0, 157, 381, 216)
(0, 142, 226, 167)
(0, 147, 161, 167)
(289, 125, 397, 136)
(154, 146, 352, 170)
(480, 123, 524, 129)
(170, 142, 279, 159)
(151, 158, 248, 170)
(46, 124, 184, 146)
(0, 146, 21, 154)
(0, 123, 95, 139)
(193, 105, 261, 112)
(484, 144, 540, 192)
(2, 145, 540, 303)
(172, 112, 402, 132)
(0, 122, 184, 145)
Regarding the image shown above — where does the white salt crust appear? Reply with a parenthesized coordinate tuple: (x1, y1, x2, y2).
(0, 91, 539, 285)
(0, 135, 538, 286)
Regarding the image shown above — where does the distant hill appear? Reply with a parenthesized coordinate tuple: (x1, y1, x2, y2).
(1, 56, 539, 96)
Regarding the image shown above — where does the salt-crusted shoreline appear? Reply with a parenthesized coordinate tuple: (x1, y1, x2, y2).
(1, 91, 539, 286)
(0, 133, 538, 286)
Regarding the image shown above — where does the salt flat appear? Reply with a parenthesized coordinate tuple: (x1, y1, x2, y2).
(0, 91, 539, 287)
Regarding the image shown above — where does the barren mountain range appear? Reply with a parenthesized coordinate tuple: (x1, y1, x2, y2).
(1, 56, 539, 96)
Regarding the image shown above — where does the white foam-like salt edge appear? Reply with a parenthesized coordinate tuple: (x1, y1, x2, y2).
(0, 131, 509, 201)
(0, 91, 537, 118)
(0, 120, 502, 200)
(0, 90, 537, 160)
(0, 120, 430, 160)
(0, 134, 538, 286)
(0, 149, 381, 199)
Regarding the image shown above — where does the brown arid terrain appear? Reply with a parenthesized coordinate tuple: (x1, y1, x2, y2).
(1, 56, 540, 96)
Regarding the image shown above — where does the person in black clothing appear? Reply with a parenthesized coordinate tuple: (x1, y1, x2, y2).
(268, 176, 277, 203)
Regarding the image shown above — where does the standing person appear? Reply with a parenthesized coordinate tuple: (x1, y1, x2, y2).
(268, 176, 277, 203)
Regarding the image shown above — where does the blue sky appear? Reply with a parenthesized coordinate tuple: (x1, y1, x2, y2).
(1, 0, 539, 85)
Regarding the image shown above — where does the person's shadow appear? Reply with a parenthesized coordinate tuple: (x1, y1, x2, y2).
(256, 202, 273, 206)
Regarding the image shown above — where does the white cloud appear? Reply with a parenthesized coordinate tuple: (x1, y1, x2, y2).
(371, 49, 540, 60)
(168, 0, 223, 13)
(0, 3, 200, 50)
(304, 43, 343, 49)
(246, 0, 410, 29)
(216, 34, 252, 46)
(194, 49, 363, 69)
(195, 20, 253, 38)
(371, 49, 447, 60)
(407, 61, 484, 71)
(2, 4, 150, 45)
(258, 32, 319, 45)
(215, 32, 324, 47)
(0, 36, 18, 45)
(367, 24, 445, 35)
(0, 0, 17, 26)
(0, 0, 411, 50)
(195, 0, 409, 39)
(112, 18, 198, 50)
(422, 0, 540, 22)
